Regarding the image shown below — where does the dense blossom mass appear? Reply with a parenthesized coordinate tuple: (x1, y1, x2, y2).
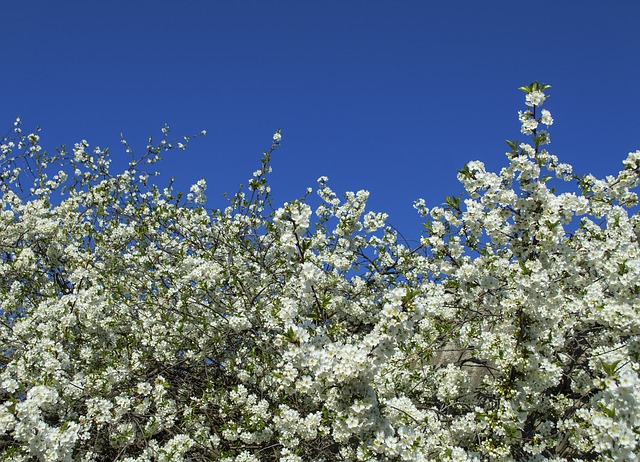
(0, 83, 639, 461)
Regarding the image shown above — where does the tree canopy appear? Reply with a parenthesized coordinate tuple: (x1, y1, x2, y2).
(0, 83, 639, 461)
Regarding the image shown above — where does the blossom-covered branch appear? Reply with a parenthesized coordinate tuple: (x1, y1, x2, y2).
(0, 83, 638, 461)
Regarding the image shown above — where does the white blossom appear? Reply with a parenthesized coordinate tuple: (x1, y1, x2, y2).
(0, 84, 637, 460)
(526, 89, 547, 107)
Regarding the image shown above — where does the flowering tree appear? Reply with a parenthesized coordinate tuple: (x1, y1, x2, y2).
(0, 83, 638, 461)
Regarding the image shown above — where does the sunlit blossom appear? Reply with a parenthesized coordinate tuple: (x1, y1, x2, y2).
(0, 83, 637, 460)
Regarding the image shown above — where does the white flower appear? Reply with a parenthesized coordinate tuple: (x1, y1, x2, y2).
(521, 118, 538, 135)
(525, 90, 547, 107)
(1, 378, 18, 393)
(188, 178, 207, 204)
(518, 110, 532, 123)
(537, 129, 551, 145)
(136, 382, 152, 395)
(273, 131, 282, 142)
(540, 109, 553, 126)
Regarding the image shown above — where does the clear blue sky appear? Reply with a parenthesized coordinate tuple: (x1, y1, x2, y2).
(3, 1, 639, 240)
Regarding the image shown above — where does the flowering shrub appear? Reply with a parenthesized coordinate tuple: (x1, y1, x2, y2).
(0, 83, 638, 461)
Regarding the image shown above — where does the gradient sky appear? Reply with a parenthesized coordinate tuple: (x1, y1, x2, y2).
(3, 1, 639, 241)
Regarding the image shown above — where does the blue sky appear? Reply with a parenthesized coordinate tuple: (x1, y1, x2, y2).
(3, 1, 639, 241)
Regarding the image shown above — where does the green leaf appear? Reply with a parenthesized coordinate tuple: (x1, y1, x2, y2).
(443, 279, 459, 293)
(601, 359, 621, 377)
(504, 424, 520, 438)
(458, 163, 472, 179)
(422, 219, 433, 233)
(444, 195, 461, 210)
(545, 220, 560, 230)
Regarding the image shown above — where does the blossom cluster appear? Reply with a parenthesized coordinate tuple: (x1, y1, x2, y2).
(0, 82, 638, 461)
